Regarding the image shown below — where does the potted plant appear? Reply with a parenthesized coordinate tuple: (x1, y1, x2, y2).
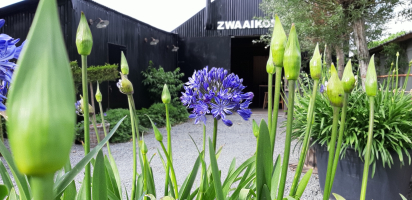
(291, 64, 412, 200)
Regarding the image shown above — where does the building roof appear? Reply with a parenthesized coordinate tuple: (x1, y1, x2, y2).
(369, 31, 412, 54)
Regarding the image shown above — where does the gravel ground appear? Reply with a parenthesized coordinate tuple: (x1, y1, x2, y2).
(1, 110, 324, 199)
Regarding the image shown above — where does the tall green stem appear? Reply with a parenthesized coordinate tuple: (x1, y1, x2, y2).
(128, 95, 137, 200)
(213, 118, 218, 151)
(81, 55, 91, 200)
(329, 93, 349, 193)
(98, 102, 112, 155)
(277, 80, 295, 200)
(271, 67, 283, 154)
(198, 124, 207, 200)
(30, 174, 54, 200)
(360, 97, 375, 200)
(322, 106, 340, 200)
(164, 103, 172, 196)
(289, 79, 318, 196)
(268, 73, 273, 133)
(90, 115, 101, 143)
(160, 142, 179, 199)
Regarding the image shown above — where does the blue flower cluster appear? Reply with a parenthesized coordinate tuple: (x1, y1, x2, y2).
(0, 19, 25, 110)
(181, 66, 254, 126)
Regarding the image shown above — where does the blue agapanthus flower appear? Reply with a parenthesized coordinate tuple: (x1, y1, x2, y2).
(0, 19, 25, 111)
(181, 66, 254, 126)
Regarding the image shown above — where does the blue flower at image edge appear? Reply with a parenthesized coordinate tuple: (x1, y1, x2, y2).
(0, 19, 25, 111)
(181, 66, 254, 126)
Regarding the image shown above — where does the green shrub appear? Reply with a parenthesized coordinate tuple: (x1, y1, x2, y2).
(71, 60, 119, 92)
(74, 103, 189, 143)
(141, 60, 184, 103)
(291, 76, 412, 171)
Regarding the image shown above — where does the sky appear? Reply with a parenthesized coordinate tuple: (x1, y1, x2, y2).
(0, 0, 411, 34)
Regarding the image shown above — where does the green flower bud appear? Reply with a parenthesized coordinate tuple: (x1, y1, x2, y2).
(76, 12, 93, 56)
(342, 60, 355, 93)
(120, 51, 129, 75)
(326, 63, 344, 107)
(162, 84, 171, 104)
(396, 52, 399, 57)
(283, 24, 301, 80)
(365, 55, 377, 97)
(270, 14, 287, 68)
(266, 51, 275, 74)
(118, 73, 134, 94)
(7, 0, 75, 176)
(95, 81, 102, 103)
(409, 60, 412, 67)
(80, 95, 94, 114)
(139, 140, 148, 154)
(310, 43, 322, 80)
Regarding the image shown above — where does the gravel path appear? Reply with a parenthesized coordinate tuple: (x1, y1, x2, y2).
(1, 110, 323, 199)
(68, 110, 323, 199)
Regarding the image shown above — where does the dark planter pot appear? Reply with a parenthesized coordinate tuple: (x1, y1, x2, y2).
(315, 143, 412, 200)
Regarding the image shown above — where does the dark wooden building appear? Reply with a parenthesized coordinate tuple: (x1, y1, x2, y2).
(1, 0, 275, 108)
(0, 0, 179, 109)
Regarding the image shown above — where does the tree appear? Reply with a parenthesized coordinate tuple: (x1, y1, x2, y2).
(259, 0, 411, 86)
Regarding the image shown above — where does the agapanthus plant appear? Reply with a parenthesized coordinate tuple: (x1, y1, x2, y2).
(181, 66, 253, 126)
(0, 19, 25, 110)
(181, 66, 253, 151)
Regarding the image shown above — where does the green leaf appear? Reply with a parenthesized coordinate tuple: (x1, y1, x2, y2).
(92, 150, 108, 200)
(135, 174, 144, 200)
(145, 194, 156, 200)
(54, 116, 126, 198)
(0, 140, 31, 200)
(223, 155, 256, 197)
(179, 154, 201, 199)
(0, 161, 13, 192)
(109, 153, 123, 198)
(209, 138, 224, 200)
(400, 193, 407, 200)
(160, 196, 175, 200)
(295, 168, 313, 199)
(104, 156, 120, 198)
(271, 155, 282, 199)
(239, 189, 250, 200)
(8, 188, 18, 200)
(332, 193, 346, 200)
(75, 178, 87, 200)
(0, 184, 8, 200)
(262, 184, 271, 200)
(62, 160, 77, 200)
(256, 119, 273, 200)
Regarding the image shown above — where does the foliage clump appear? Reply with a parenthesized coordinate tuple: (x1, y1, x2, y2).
(71, 60, 119, 92)
(292, 75, 412, 171)
(368, 31, 407, 49)
(141, 61, 184, 103)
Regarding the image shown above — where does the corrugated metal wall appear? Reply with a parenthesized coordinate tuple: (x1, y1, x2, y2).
(172, 0, 268, 37)
(0, 0, 179, 109)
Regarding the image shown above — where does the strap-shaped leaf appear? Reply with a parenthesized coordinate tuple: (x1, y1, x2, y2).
(256, 119, 273, 200)
(92, 150, 107, 200)
(0, 140, 31, 200)
(239, 189, 250, 200)
(223, 155, 256, 197)
(0, 161, 13, 192)
(62, 159, 77, 200)
(8, 188, 18, 200)
(53, 116, 126, 198)
(295, 168, 313, 199)
(332, 193, 346, 200)
(179, 154, 201, 199)
(0, 184, 8, 200)
(271, 155, 281, 199)
(209, 138, 224, 200)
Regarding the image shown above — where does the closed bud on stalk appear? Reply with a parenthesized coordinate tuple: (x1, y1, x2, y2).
(148, 115, 163, 142)
(310, 43, 322, 80)
(270, 14, 287, 68)
(79, 95, 94, 114)
(396, 52, 399, 57)
(162, 84, 171, 104)
(266, 50, 275, 74)
(95, 81, 102, 102)
(7, 0, 75, 175)
(409, 60, 412, 67)
(326, 63, 344, 107)
(283, 24, 301, 80)
(139, 140, 148, 154)
(365, 55, 377, 97)
(117, 73, 134, 94)
(342, 60, 355, 93)
(120, 51, 129, 75)
(76, 12, 93, 56)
